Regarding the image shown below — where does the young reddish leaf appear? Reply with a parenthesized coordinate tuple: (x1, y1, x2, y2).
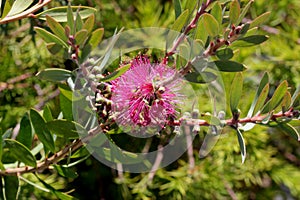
(46, 15, 68, 42)
(229, 0, 240, 25)
(249, 11, 271, 29)
(4, 139, 37, 167)
(230, 72, 243, 113)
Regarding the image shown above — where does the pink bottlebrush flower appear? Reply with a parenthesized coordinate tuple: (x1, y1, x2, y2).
(111, 56, 182, 127)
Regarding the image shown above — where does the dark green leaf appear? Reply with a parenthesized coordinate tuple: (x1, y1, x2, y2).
(4, 139, 36, 167)
(234, 35, 269, 47)
(43, 105, 53, 122)
(99, 64, 130, 82)
(36, 68, 72, 82)
(53, 165, 78, 178)
(173, 0, 182, 19)
(4, 176, 19, 200)
(247, 72, 269, 117)
(34, 27, 68, 48)
(30, 109, 55, 152)
(46, 15, 68, 42)
(36, 6, 96, 22)
(6, 0, 33, 16)
(252, 84, 269, 116)
(249, 11, 271, 29)
(201, 13, 219, 37)
(17, 113, 32, 149)
(261, 81, 288, 114)
(83, 14, 95, 34)
(184, 71, 217, 83)
(71, 146, 89, 158)
(46, 120, 85, 139)
(213, 60, 247, 72)
(75, 11, 83, 31)
(89, 28, 104, 50)
(291, 86, 300, 108)
(229, 0, 240, 25)
(277, 123, 300, 141)
(230, 72, 243, 113)
(60, 91, 73, 121)
(236, 128, 246, 164)
(216, 48, 234, 60)
(46, 43, 63, 55)
(171, 9, 189, 32)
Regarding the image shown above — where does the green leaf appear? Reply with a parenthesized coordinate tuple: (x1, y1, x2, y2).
(99, 64, 130, 82)
(71, 146, 89, 158)
(46, 43, 63, 55)
(184, 0, 197, 15)
(184, 72, 217, 83)
(230, 72, 243, 113)
(4, 176, 19, 200)
(35, 6, 97, 22)
(247, 72, 269, 117)
(36, 68, 72, 82)
(4, 139, 36, 167)
(173, 0, 182, 19)
(16, 113, 32, 149)
(171, 9, 189, 32)
(30, 109, 55, 153)
(281, 92, 292, 112)
(201, 13, 219, 37)
(46, 120, 85, 139)
(6, 0, 33, 17)
(213, 60, 247, 72)
(75, 11, 83, 31)
(252, 84, 269, 116)
(233, 35, 269, 47)
(43, 105, 53, 122)
(89, 28, 104, 50)
(211, 2, 222, 27)
(83, 14, 95, 34)
(261, 81, 288, 114)
(60, 93, 73, 121)
(249, 11, 271, 29)
(216, 48, 234, 60)
(277, 123, 300, 141)
(229, 0, 240, 25)
(53, 165, 78, 178)
(46, 15, 68, 42)
(236, 0, 254, 25)
(194, 18, 208, 45)
(1, 0, 13, 19)
(75, 29, 88, 47)
(291, 86, 300, 108)
(236, 128, 246, 164)
(34, 27, 68, 48)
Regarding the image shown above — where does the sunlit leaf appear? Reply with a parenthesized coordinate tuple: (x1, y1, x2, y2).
(43, 105, 53, 122)
(252, 84, 269, 116)
(89, 28, 104, 49)
(230, 72, 243, 113)
(236, 128, 246, 164)
(211, 2, 222, 27)
(171, 9, 189, 32)
(4, 139, 36, 167)
(281, 92, 292, 112)
(201, 13, 219, 37)
(36, 68, 72, 82)
(249, 11, 271, 29)
(34, 27, 68, 48)
(46, 15, 68, 42)
(83, 14, 95, 34)
(229, 0, 240, 25)
(75, 29, 88, 47)
(6, 0, 33, 17)
(30, 109, 55, 153)
(99, 64, 130, 82)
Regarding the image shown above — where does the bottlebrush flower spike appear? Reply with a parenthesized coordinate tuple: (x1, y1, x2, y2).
(111, 56, 183, 127)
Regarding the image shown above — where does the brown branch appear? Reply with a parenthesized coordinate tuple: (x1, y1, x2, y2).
(0, 0, 52, 25)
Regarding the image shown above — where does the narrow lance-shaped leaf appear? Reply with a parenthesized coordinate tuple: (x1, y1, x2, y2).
(216, 48, 234, 60)
(67, 3, 75, 34)
(34, 27, 68, 48)
(36, 68, 72, 82)
(17, 112, 32, 149)
(213, 60, 247, 72)
(75, 29, 88, 47)
(46, 120, 86, 139)
(173, 0, 182, 19)
(53, 165, 78, 178)
(252, 84, 270, 116)
(6, 0, 33, 17)
(236, 128, 246, 164)
(4, 176, 19, 200)
(233, 35, 269, 47)
(281, 92, 292, 112)
(99, 64, 130, 82)
(277, 123, 300, 141)
(291, 86, 300, 108)
(83, 14, 95, 34)
(4, 139, 37, 167)
(247, 72, 269, 117)
(30, 109, 55, 153)
(230, 72, 243, 113)
(249, 11, 271, 29)
(261, 81, 288, 114)
(89, 28, 104, 50)
(229, 0, 240, 25)
(236, 0, 254, 25)
(46, 15, 68, 42)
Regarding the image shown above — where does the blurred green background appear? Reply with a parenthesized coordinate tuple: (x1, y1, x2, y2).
(0, 0, 299, 199)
